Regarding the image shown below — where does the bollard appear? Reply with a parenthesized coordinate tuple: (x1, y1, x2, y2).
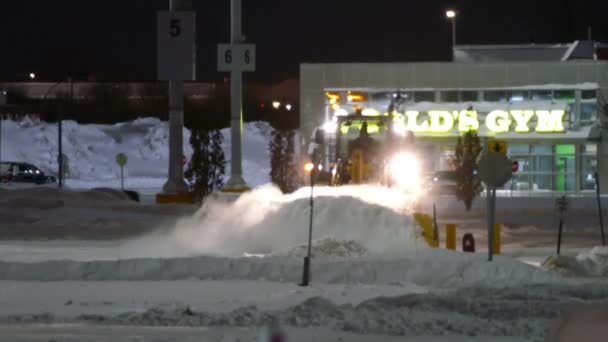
(462, 233, 475, 252)
(493, 223, 501, 255)
(446, 224, 456, 250)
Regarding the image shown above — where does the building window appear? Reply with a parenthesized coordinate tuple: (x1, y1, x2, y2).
(414, 91, 434, 102)
(530, 90, 552, 101)
(440, 91, 459, 102)
(484, 90, 507, 102)
(505, 143, 582, 192)
(581, 103, 597, 122)
(461, 91, 477, 102)
(554, 90, 575, 101)
(581, 143, 597, 191)
(508, 90, 528, 102)
(582, 89, 597, 100)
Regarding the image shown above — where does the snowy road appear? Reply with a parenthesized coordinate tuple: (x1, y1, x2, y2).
(0, 280, 607, 340)
(0, 325, 532, 342)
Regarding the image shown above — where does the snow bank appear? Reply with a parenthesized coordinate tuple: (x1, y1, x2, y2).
(0, 187, 131, 209)
(543, 246, 608, 277)
(0, 117, 271, 187)
(0, 187, 195, 240)
(0, 248, 559, 287)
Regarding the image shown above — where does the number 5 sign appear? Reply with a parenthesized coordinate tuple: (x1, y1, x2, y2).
(217, 44, 256, 72)
(157, 11, 195, 81)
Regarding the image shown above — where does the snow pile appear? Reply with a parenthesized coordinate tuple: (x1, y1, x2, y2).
(543, 246, 608, 277)
(0, 249, 560, 287)
(0, 117, 271, 188)
(271, 238, 368, 258)
(119, 184, 417, 258)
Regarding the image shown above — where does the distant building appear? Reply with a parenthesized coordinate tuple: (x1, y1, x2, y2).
(300, 41, 608, 194)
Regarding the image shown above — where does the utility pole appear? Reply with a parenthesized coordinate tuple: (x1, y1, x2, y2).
(222, 0, 250, 192)
(157, 0, 195, 201)
(161, 0, 189, 194)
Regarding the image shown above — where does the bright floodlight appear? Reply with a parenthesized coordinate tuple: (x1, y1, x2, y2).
(29, 72, 36, 79)
(322, 120, 338, 134)
(446, 10, 456, 18)
(392, 121, 407, 136)
(304, 162, 314, 173)
(272, 101, 281, 109)
(285, 104, 292, 111)
(389, 152, 421, 191)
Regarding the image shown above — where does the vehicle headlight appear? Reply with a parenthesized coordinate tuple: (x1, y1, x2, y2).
(389, 152, 420, 190)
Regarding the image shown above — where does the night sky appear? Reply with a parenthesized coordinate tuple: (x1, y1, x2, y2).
(2, 0, 608, 83)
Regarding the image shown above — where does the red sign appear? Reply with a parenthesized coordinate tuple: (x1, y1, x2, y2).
(511, 160, 519, 173)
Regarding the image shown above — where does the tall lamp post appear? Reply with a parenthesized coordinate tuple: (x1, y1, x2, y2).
(300, 128, 324, 287)
(446, 9, 457, 59)
(42, 76, 73, 188)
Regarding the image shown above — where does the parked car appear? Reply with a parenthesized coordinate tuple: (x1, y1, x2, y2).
(0, 162, 56, 184)
(427, 170, 458, 195)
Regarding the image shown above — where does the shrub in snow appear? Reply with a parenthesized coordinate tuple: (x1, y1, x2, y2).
(185, 128, 226, 201)
(454, 130, 483, 211)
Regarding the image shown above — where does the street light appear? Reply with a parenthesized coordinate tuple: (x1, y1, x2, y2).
(29, 73, 36, 80)
(300, 128, 324, 287)
(446, 9, 457, 54)
(42, 76, 74, 188)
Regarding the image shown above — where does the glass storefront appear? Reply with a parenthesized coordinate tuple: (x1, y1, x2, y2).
(505, 143, 597, 192)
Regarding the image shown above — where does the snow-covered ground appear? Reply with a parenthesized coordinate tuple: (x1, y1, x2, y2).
(1, 185, 608, 340)
(0, 117, 272, 189)
(2, 118, 608, 341)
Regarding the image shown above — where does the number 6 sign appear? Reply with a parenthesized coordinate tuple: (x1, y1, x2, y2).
(217, 44, 256, 72)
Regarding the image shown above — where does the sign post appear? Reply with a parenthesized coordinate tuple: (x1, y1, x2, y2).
(157, 0, 195, 196)
(219, 0, 256, 192)
(555, 195, 569, 255)
(116, 153, 128, 191)
(477, 152, 512, 261)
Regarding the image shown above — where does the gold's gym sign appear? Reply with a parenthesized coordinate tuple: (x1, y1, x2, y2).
(356, 109, 566, 133)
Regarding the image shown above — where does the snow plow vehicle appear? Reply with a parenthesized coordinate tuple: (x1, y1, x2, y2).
(306, 108, 423, 191)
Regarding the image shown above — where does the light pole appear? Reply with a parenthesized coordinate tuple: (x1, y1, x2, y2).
(42, 76, 73, 188)
(446, 9, 457, 57)
(300, 160, 315, 287)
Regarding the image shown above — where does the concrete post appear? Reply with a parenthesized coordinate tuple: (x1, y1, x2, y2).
(223, 0, 249, 191)
(162, 0, 189, 194)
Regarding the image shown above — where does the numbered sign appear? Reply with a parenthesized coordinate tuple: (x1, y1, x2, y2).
(217, 44, 256, 72)
(157, 11, 195, 81)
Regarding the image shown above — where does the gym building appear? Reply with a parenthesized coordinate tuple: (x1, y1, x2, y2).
(299, 41, 608, 194)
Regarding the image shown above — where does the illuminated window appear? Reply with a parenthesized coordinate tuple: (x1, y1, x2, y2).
(508, 91, 528, 102)
(530, 90, 552, 101)
(554, 90, 575, 101)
